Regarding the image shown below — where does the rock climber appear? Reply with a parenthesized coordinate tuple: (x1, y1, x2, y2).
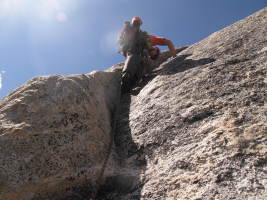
(118, 17, 177, 60)
(118, 16, 177, 93)
(131, 16, 177, 59)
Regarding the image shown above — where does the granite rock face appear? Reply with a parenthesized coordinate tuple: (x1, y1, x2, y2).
(0, 69, 121, 200)
(100, 8, 267, 200)
(0, 47, 179, 200)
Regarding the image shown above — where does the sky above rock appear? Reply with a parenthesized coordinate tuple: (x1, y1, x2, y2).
(0, 0, 266, 98)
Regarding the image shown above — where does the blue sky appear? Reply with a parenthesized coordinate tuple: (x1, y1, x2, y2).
(0, 0, 266, 98)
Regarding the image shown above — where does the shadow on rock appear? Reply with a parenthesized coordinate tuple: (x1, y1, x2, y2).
(155, 54, 216, 75)
(96, 93, 146, 200)
(130, 55, 216, 96)
(114, 94, 143, 158)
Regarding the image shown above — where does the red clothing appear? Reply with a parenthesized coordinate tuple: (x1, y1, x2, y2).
(148, 34, 166, 46)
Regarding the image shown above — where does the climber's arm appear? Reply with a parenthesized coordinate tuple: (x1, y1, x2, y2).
(162, 39, 177, 58)
(148, 35, 177, 58)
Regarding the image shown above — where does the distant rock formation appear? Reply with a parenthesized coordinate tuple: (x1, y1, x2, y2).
(0, 7, 266, 200)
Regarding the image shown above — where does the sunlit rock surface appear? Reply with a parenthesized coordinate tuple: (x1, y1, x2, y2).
(0, 69, 121, 200)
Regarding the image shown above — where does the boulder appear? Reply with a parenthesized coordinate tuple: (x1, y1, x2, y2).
(0, 69, 121, 200)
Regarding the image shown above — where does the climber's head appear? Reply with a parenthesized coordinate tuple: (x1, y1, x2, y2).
(131, 16, 143, 27)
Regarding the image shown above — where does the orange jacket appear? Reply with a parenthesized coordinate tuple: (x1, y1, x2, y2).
(148, 34, 166, 46)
